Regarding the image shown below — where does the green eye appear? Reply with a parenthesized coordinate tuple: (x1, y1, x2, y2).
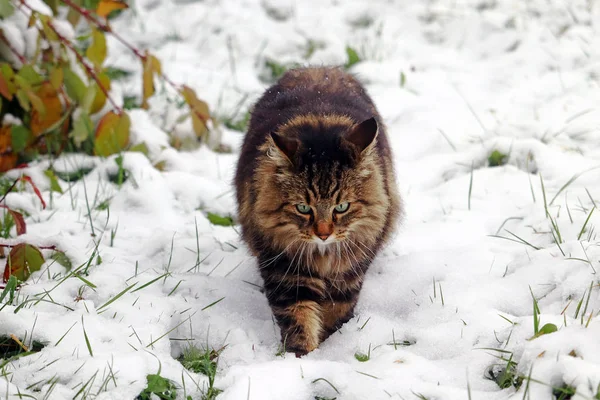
(296, 204, 311, 214)
(334, 202, 350, 213)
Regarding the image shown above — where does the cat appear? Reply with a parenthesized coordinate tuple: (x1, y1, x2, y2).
(234, 66, 401, 356)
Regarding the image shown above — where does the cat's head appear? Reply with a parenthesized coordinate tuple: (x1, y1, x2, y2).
(255, 114, 390, 258)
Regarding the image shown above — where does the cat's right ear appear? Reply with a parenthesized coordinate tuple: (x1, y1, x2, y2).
(270, 133, 299, 164)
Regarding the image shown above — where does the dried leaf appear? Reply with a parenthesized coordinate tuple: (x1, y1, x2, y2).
(181, 85, 210, 139)
(0, 72, 12, 100)
(3, 243, 44, 282)
(86, 29, 107, 68)
(94, 111, 130, 156)
(30, 83, 62, 135)
(0, 205, 26, 235)
(0, 125, 17, 172)
(96, 0, 128, 18)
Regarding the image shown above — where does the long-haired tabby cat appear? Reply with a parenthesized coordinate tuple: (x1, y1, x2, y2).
(235, 66, 401, 356)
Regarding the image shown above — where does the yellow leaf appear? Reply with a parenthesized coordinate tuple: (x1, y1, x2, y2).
(16, 89, 30, 111)
(49, 67, 63, 90)
(181, 85, 211, 139)
(39, 15, 58, 42)
(86, 29, 107, 68)
(96, 0, 128, 18)
(26, 90, 46, 118)
(141, 53, 161, 109)
(94, 111, 130, 156)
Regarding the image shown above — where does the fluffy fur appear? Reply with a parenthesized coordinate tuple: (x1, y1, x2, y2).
(234, 66, 401, 356)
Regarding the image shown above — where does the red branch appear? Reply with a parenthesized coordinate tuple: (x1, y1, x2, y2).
(0, 243, 58, 250)
(59, 0, 182, 93)
(18, 0, 123, 115)
(60, 0, 146, 60)
(0, 29, 27, 64)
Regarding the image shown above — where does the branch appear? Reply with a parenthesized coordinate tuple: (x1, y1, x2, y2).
(47, 20, 123, 114)
(0, 29, 27, 65)
(59, 0, 146, 60)
(59, 0, 183, 93)
(0, 243, 58, 250)
(18, 0, 123, 114)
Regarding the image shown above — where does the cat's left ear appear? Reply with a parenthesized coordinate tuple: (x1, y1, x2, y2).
(270, 132, 299, 164)
(345, 117, 378, 153)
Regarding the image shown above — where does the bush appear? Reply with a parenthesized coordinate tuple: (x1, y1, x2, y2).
(0, 0, 215, 172)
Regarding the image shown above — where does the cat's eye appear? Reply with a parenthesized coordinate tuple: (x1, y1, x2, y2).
(334, 202, 350, 213)
(296, 204, 311, 214)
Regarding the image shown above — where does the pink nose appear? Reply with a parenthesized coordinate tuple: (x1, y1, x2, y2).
(315, 222, 333, 241)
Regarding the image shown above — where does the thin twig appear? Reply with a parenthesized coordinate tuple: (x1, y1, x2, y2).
(0, 30, 27, 64)
(18, 0, 123, 114)
(0, 243, 58, 250)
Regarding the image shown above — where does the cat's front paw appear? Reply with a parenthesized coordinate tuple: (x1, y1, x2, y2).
(285, 343, 313, 358)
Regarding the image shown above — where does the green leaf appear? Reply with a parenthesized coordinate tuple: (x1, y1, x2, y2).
(488, 150, 508, 167)
(63, 68, 87, 104)
(530, 323, 558, 340)
(82, 0, 100, 10)
(86, 29, 107, 68)
(354, 352, 369, 362)
(138, 374, 177, 400)
(129, 142, 149, 156)
(70, 111, 94, 147)
(17, 65, 43, 86)
(345, 46, 361, 69)
(0, 0, 15, 19)
(50, 251, 72, 271)
(44, 170, 63, 193)
(5, 244, 44, 282)
(206, 212, 234, 227)
(104, 67, 132, 81)
(10, 125, 31, 152)
(0, 275, 17, 302)
(81, 84, 97, 113)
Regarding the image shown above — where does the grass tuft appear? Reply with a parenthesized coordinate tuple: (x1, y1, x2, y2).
(179, 345, 223, 400)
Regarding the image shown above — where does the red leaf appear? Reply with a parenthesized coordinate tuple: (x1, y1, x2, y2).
(0, 205, 26, 235)
(2, 259, 9, 282)
(3, 243, 44, 282)
(20, 176, 46, 209)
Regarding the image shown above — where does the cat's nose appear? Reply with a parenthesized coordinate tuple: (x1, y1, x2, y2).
(315, 222, 333, 241)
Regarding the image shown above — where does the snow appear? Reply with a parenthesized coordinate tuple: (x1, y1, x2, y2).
(2, 0, 600, 399)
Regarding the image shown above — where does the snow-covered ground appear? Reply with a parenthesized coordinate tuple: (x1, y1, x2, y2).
(2, 0, 600, 399)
